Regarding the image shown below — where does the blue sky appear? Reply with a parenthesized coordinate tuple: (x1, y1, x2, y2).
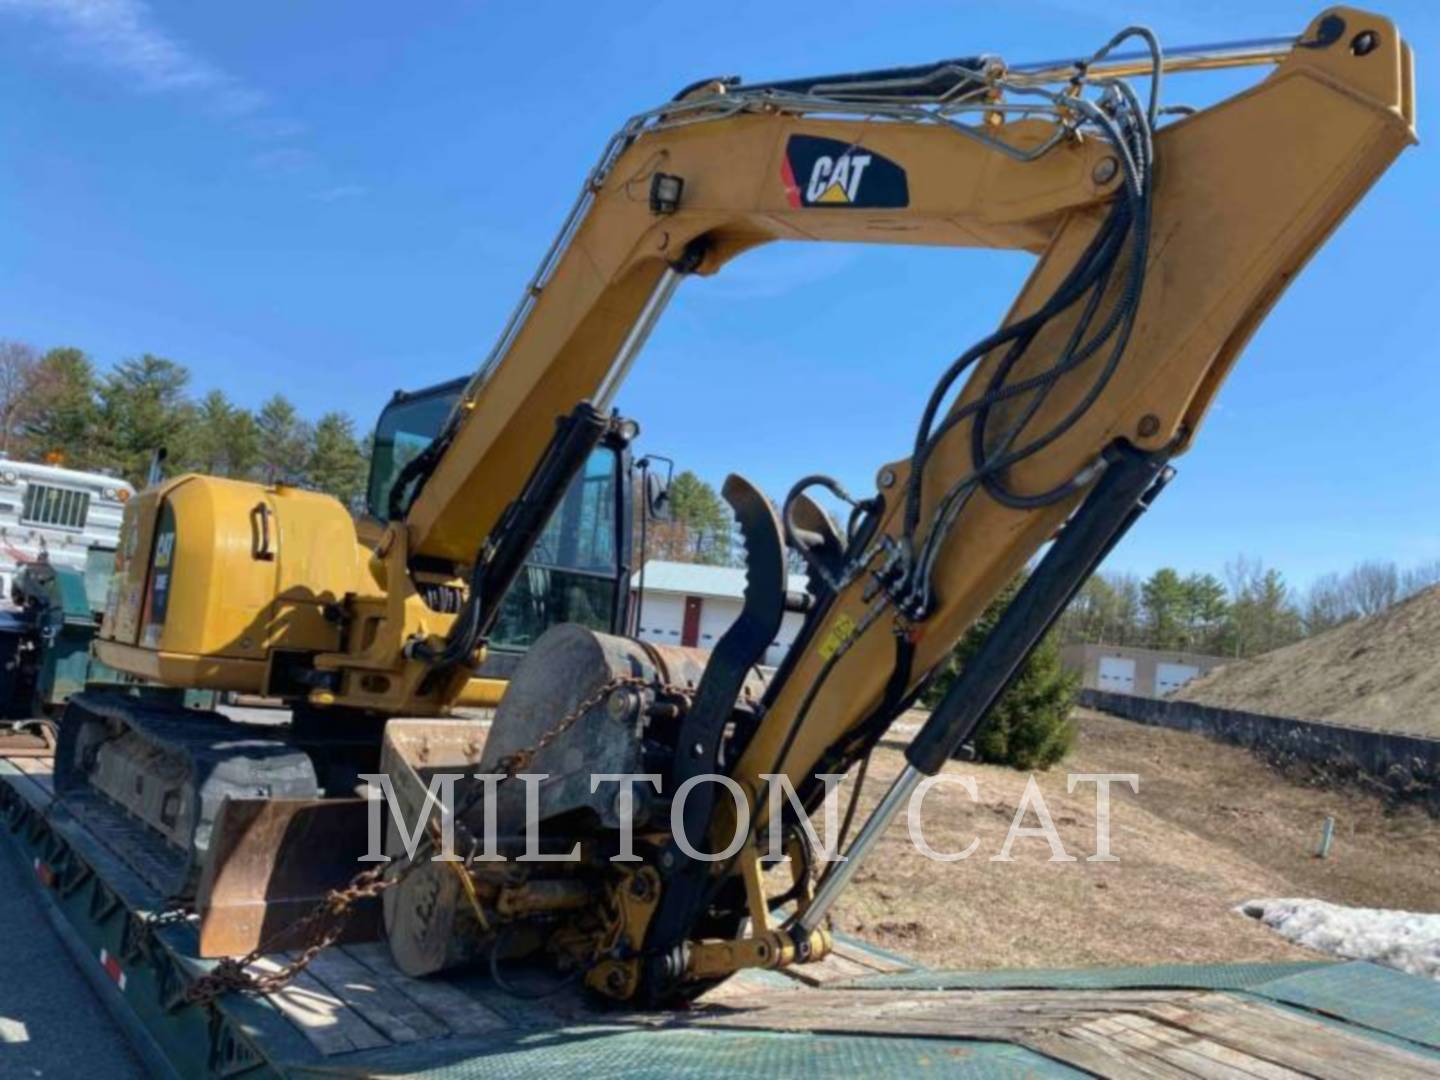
(1, 0, 1435, 589)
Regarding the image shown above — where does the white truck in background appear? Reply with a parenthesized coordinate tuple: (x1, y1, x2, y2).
(0, 459, 132, 603)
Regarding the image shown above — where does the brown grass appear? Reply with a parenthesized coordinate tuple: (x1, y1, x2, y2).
(823, 709, 1440, 970)
(1176, 584, 1440, 734)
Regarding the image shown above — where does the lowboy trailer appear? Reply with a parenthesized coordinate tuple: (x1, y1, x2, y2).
(4, 752, 1439, 1078)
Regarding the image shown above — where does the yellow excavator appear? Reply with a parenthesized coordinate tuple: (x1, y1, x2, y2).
(55, 7, 1413, 1007)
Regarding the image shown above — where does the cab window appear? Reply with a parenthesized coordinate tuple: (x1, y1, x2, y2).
(366, 379, 466, 521)
(490, 450, 619, 649)
(363, 378, 626, 648)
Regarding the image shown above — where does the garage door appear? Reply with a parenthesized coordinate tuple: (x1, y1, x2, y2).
(1156, 662, 1200, 696)
(1097, 656, 1136, 693)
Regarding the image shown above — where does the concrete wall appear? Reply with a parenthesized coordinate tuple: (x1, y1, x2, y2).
(1081, 688, 1440, 813)
(1061, 643, 1229, 698)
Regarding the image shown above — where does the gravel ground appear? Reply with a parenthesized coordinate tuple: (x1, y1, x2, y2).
(0, 837, 146, 1078)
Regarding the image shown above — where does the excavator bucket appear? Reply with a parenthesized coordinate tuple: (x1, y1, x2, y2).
(196, 796, 381, 957)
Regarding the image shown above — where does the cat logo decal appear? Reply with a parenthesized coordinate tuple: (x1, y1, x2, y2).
(782, 135, 909, 209)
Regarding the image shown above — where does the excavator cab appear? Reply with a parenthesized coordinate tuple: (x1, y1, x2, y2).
(362, 376, 636, 676)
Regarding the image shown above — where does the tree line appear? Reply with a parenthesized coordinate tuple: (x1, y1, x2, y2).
(0, 341, 370, 505)
(646, 469, 1440, 661)
(1056, 555, 1440, 658)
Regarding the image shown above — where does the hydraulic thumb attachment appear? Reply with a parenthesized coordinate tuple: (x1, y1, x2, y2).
(790, 441, 1172, 938)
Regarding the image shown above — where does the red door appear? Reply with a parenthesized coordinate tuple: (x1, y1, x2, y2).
(681, 596, 702, 647)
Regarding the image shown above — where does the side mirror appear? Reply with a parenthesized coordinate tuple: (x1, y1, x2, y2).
(145, 446, 169, 489)
(645, 471, 671, 522)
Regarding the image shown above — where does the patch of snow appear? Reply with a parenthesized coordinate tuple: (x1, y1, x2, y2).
(1239, 898, 1440, 980)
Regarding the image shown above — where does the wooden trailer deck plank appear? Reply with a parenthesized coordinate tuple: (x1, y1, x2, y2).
(303, 948, 451, 1044)
(250, 956, 391, 1056)
(8, 754, 54, 788)
(691, 986, 1203, 1039)
(1144, 995, 1440, 1080)
(343, 943, 511, 1037)
(0, 754, 54, 806)
(1091, 1013, 1307, 1079)
(828, 935, 913, 974)
(1024, 1025, 1211, 1080)
(785, 948, 879, 985)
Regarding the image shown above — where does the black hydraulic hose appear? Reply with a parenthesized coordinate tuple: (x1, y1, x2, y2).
(975, 175, 1151, 507)
(903, 197, 1127, 536)
(906, 443, 1170, 774)
(914, 80, 1154, 564)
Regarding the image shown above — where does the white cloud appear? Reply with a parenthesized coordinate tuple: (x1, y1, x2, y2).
(2, 1, 369, 193)
(0, 0, 264, 115)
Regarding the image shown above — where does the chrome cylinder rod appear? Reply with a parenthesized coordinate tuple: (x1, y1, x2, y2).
(792, 762, 926, 936)
(1009, 34, 1296, 84)
(595, 267, 684, 413)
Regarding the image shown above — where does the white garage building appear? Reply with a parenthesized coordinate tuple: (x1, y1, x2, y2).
(631, 560, 810, 667)
(1059, 642, 1229, 698)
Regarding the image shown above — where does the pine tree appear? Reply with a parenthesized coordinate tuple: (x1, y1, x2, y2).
(255, 395, 311, 485)
(1141, 567, 1189, 649)
(23, 347, 100, 467)
(189, 390, 239, 475)
(96, 354, 194, 486)
(646, 470, 734, 566)
(224, 408, 263, 481)
(306, 412, 368, 506)
(1181, 571, 1228, 651)
(924, 575, 1078, 770)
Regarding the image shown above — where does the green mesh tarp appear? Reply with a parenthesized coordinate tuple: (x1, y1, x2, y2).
(290, 1026, 1086, 1079)
(1249, 961, 1440, 1052)
(840, 961, 1333, 992)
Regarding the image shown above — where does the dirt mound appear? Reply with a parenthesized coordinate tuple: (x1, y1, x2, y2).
(1175, 585, 1440, 735)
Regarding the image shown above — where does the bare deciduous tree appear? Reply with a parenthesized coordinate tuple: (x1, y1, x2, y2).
(1302, 572, 1352, 635)
(1342, 559, 1399, 617)
(1400, 559, 1440, 599)
(0, 340, 41, 456)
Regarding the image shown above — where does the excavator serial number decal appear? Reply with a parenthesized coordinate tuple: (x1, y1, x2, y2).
(782, 135, 909, 209)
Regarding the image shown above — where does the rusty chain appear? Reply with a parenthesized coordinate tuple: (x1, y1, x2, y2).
(185, 861, 407, 1004)
(186, 672, 689, 1005)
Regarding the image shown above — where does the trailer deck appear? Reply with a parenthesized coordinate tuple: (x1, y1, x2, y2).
(5, 752, 1439, 1078)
